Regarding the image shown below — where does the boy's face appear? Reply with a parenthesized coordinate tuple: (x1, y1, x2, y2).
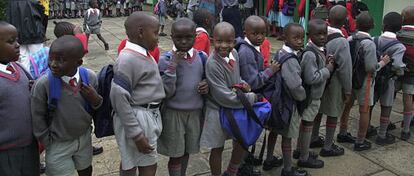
(309, 25, 327, 47)
(244, 21, 266, 46)
(171, 25, 196, 52)
(140, 21, 160, 51)
(48, 50, 82, 77)
(214, 29, 235, 58)
(284, 26, 304, 51)
(0, 25, 20, 64)
(91, 0, 99, 8)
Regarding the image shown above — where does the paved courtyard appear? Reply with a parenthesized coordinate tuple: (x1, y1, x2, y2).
(44, 14, 414, 176)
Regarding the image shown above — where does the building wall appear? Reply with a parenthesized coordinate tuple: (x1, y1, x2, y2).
(383, 0, 414, 16)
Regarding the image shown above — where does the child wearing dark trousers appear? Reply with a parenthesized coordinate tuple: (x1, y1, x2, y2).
(199, 22, 258, 176)
(396, 6, 414, 141)
(157, 18, 209, 176)
(32, 36, 103, 176)
(295, 19, 334, 169)
(0, 21, 40, 176)
(236, 15, 282, 172)
(311, 5, 352, 157)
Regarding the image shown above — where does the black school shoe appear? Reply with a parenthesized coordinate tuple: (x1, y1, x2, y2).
(401, 131, 411, 141)
(337, 132, 356, 143)
(309, 136, 324, 148)
(237, 163, 262, 176)
(93, 146, 104, 155)
(375, 134, 396, 146)
(387, 123, 397, 131)
(281, 167, 310, 176)
(297, 157, 324, 168)
(354, 140, 372, 151)
(319, 144, 344, 157)
(366, 125, 377, 138)
(262, 156, 283, 171)
(292, 150, 318, 160)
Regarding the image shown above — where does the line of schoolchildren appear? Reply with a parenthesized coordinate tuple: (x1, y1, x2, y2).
(1, 4, 414, 176)
(49, 0, 144, 19)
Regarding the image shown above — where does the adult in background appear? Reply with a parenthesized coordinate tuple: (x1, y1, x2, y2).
(6, 0, 45, 70)
(221, 0, 243, 38)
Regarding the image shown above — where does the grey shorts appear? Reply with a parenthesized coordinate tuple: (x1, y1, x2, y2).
(158, 108, 202, 157)
(200, 107, 231, 149)
(45, 129, 93, 176)
(378, 78, 396, 107)
(0, 141, 39, 176)
(352, 74, 375, 112)
(395, 80, 414, 95)
(114, 106, 162, 170)
(319, 75, 345, 117)
(276, 106, 300, 138)
(159, 15, 166, 25)
(85, 25, 101, 34)
(301, 99, 321, 122)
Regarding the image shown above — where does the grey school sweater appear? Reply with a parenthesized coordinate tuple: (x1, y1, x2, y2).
(205, 50, 256, 110)
(377, 34, 407, 74)
(326, 31, 352, 94)
(0, 64, 33, 150)
(110, 48, 166, 139)
(31, 68, 99, 146)
(300, 43, 331, 99)
(279, 49, 306, 101)
(158, 49, 205, 110)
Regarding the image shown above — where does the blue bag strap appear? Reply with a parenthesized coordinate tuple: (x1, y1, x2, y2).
(113, 73, 132, 93)
(380, 40, 401, 53)
(198, 51, 208, 79)
(48, 70, 61, 111)
(79, 67, 92, 112)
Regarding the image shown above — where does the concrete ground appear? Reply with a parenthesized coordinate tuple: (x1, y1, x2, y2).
(44, 14, 414, 176)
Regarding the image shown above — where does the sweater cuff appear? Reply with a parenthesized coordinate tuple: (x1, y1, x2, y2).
(263, 68, 274, 79)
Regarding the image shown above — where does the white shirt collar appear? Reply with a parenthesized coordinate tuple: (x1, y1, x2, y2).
(244, 37, 261, 52)
(357, 31, 371, 37)
(125, 41, 148, 57)
(172, 46, 194, 58)
(0, 62, 12, 74)
(328, 26, 344, 36)
(196, 27, 209, 36)
(62, 68, 80, 85)
(222, 52, 236, 64)
(381, 31, 397, 39)
(403, 25, 414, 28)
(282, 45, 299, 55)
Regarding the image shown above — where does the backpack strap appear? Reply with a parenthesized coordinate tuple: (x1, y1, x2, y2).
(113, 73, 132, 93)
(48, 70, 61, 112)
(15, 62, 34, 81)
(379, 39, 401, 53)
(79, 67, 89, 85)
(198, 51, 208, 79)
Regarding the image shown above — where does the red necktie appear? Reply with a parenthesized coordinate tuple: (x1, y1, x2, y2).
(69, 78, 77, 88)
(6, 65, 15, 74)
(228, 59, 235, 68)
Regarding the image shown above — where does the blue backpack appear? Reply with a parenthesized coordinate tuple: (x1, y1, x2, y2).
(220, 87, 271, 150)
(29, 47, 50, 80)
(262, 51, 298, 129)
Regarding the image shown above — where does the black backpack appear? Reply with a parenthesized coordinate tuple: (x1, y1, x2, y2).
(349, 35, 372, 89)
(93, 64, 131, 138)
(373, 37, 401, 102)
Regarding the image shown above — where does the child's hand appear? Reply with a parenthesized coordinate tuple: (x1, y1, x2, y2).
(173, 51, 187, 63)
(270, 62, 281, 73)
(240, 83, 251, 92)
(381, 55, 391, 65)
(80, 82, 102, 107)
(134, 136, 154, 154)
(73, 26, 83, 34)
(326, 54, 334, 65)
(197, 80, 209, 95)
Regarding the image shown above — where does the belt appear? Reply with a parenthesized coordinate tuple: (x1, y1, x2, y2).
(139, 103, 161, 109)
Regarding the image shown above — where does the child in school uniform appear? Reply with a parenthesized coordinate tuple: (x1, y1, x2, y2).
(339, 12, 391, 151)
(157, 18, 209, 176)
(311, 5, 352, 157)
(200, 22, 258, 176)
(110, 12, 165, 176)
(0, 21, 40, 176)
(266, 0, 279, 37)
(369, 12, 406, 145)
(295, 19, 334, 169)
(117, 38, 161, 62)
(272, 23, 308, 176)
(396, 6, 414, 140)
(193, 9, 212, 56)
(157, 0, 168, 36)
(84, 0, 109, 50)
(32, 35, 103, 176)
(236, 15, 282, 171)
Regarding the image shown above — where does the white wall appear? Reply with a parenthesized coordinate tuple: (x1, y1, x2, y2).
(383, 0, 414, 16)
